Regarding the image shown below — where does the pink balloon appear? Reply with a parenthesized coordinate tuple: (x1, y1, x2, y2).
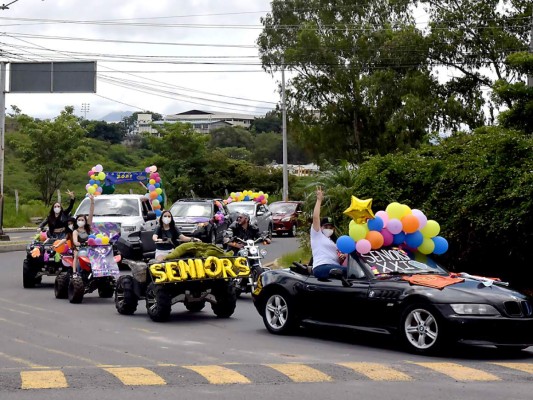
(381, 228, 394, 246)
(412, 209, 427, 230)
(87, 170, 94, 177)
(387, 218, 403, 234)
(356, 239, 372, 254)
(375, 210, 389, 228)
(145, 167, 151, 173)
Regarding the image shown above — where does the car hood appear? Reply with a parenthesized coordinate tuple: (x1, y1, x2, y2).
(174, 216, 210, 224)
(91, 216, 140, 225)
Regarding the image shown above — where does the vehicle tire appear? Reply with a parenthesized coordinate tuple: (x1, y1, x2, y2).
(496, 345, 528, 353)
(289, 223, 297, 237)
(211, 284, 237, 318)
(22, 259, 37, 288)
(399, 303, 446, 354)
(115, 275, 138, 315)
(185, 301, 206, 312)
(68, 275, 85, 304)
(145, 282, 171, 322)
(262, 290, 298, 335)
(98, 279, 115, 298)
(54, 273, 70, 299)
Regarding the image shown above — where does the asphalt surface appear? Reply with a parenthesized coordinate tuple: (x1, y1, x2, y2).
(1, 240, 532, 399)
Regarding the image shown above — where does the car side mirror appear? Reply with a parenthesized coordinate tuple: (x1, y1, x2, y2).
(144, 211, 156, 222)
(329, 268, 352, 287)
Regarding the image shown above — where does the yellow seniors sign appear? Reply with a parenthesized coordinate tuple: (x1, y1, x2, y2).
(149, 256, 250, 284)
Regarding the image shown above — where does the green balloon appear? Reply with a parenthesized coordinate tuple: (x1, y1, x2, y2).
(102, 184, 115, 194)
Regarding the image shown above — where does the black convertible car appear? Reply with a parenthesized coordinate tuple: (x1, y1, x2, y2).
(252, 247, 533, 354)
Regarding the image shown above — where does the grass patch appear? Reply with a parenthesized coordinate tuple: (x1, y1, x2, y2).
(2, 197, 49, 228)
(278, 247, 311, 269)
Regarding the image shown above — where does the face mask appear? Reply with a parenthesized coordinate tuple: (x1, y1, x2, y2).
(162, 217, 171, 225)
(68, 224, 74, 231)
(77, 220, 85, 228)
(322, 228, 334, 238)
(54, 207, 61, 214)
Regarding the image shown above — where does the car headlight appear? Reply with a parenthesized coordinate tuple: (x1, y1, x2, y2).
(450, 304, 500, 315)
(260, 249, 268, 256)
(122, 225, 136, 232)
(281, 217, 291, 222)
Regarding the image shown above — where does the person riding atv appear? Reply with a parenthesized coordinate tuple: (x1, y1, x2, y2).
(225, 213, 270, 254)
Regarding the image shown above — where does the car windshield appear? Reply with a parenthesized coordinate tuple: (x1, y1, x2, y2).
(77, 197, 139, 217)
(227, 202, 255, 215)
(170, 203, 212, 218)
(353, 247, 448, 276)
(269, 203, 297, 214)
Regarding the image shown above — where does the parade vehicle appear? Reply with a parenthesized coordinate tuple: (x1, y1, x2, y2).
(228, 236, 270, 297)
(252, 247, 533, 354)
(227, 201, 273, 239)
(23, 233, 68, 288)
(54, 223, 121, 303)
(269, 201, 303, 237)
(169, 198, 231, 244)
(115, 242, 250, 322)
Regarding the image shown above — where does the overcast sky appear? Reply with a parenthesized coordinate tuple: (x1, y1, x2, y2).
(0, 0, 279, 120)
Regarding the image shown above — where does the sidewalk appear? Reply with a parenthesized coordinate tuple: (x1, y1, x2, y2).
(0, 228, 34, 252)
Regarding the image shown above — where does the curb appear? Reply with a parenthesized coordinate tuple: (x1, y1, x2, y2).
(3, 227, 38, 232)
(264, 258, 281, 270)
(0, 242, 27, 252)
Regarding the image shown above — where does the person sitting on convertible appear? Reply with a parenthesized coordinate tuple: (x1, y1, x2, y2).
(225, 213, 269, 254)
(38, 190, 76, 239)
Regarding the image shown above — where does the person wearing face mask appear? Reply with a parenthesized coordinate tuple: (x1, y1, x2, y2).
(38, 190, 76, 239)
(52, 217, 76, 254)
(225, 212, 270, 254)
(72, 195, 95, 274)
(310, 186, 347, 279)
(153, 211, 200, 261)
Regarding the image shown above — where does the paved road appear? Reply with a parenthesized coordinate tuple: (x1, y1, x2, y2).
(1, 246, 532, 399)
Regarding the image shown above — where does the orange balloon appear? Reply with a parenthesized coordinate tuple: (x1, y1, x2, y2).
(150, 191, 158, 199)
(401, 214, 419, 233)
(366, 231, 384, 249)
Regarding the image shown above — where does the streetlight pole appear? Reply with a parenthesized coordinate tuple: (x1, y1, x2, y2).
(528, 9, 533, 87)
(0, 61, 9, 240)
(281, 61, 288, 202)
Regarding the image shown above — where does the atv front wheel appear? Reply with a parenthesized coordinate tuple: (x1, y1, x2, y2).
(98, 279, 115, 298)
(23, 259, 37, 288)
(211, 283, 237, 318)
(115, 275, 138, 315)
(54, 273, 70, 299)
(185, 301, 206, 312)
(145, 282, 171, 322)
(68, 275, 85, 303)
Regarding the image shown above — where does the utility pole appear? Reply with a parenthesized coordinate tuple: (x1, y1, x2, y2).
(281, 60, 288, 202)
(528, 9, 533, 87)
(0, 62, 9, 240)
(81, 102, 90, 119)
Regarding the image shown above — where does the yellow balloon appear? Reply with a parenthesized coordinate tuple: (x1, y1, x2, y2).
(386, 202, 404, 220)
(401, 204, 412, 217)
(264, 193, 269, 199)
(344, 196, 375, 223)
(230, 192, 236, 198)
(349, 220, 369, 241)
(87, 186, 96, 194)
(421, 220, 440, 238)
(418, 238, 435, 254)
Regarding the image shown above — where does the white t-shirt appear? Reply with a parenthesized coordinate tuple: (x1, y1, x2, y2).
(310, 227, 340, 269)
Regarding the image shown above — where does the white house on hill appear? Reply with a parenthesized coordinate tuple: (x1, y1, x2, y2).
(164, 109, 261, 133)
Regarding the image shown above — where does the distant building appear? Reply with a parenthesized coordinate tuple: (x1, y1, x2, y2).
(134, 113, 158, 136)
(269, 161, 320, 176)
(164, 109, 261, 133)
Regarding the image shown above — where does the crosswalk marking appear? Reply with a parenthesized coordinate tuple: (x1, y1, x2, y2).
(21, 370, 68, 389)
(265, 363, 333, 382)
(411, 362, 500, 381)
(491, 363, 533, 374)
(103, 367, 166, 386)
(0, 351, 47, 369)
(183, 365, 251, 384)
(338, 362, 412, 381)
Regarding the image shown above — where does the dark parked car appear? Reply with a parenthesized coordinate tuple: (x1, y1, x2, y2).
(269, 201, 303, 237)
(252, 247, 533, 354)
(169, 198, 230, 244)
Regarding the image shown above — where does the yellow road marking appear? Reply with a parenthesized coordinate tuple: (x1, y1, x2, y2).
(132, 328, 156, 334)
(338, 362, 412, 381)
(265, 363, 333, 382)
(13, 338, 100, 365)
(184, 365, 250, 384)
(103, 367, 166, 386)
(492, 363, 533, 374)
(21, 370, 68, 389)
(0, 352, 48, 369)
(411, 362, 500, 381)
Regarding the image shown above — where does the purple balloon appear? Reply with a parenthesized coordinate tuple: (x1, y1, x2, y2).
(381, 229, 394, 246)
(412, 209, 428, 230)
(387, 218, 403, 234)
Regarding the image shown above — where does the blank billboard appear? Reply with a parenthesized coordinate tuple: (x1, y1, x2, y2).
(9, 61, 96, 93)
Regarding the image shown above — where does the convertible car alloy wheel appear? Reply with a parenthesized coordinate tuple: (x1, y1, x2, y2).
(403, 306, 440, 351)
(264, 293, 290, 333)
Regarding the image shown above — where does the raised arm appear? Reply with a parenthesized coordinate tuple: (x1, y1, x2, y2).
(64, 190, 76, 215)
(87, 195, 95, 226)
(312, 186, 324, 232)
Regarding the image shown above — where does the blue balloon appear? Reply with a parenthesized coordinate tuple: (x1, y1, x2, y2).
(244, 195, 250, 201)
(392, 232, 406, 245)
(155, 209, 162, 217)
(405, 231, 424, 248)
(367, 216, 384, 232)
(336, 235, 356, 254)
(155, 183, 160, 188)
(89, 179, 95, 185)
(157, 195, 163, 202)
(432, 236, 449, 255)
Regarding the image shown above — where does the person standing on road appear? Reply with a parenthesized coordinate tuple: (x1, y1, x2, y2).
(152, 210, 200, 261)
(38, 190, 76, 239)
(310, 186, 347, 279)
(72, 194, 95, 274)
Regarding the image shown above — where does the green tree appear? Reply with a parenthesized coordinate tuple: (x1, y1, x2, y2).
(251, 110, 282, 133)
(209, 126, 254, 149)
(14, 107, 87, 205)
(82, 120, 126, 144)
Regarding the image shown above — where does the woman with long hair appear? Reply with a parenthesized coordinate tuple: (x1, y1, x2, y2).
(152, 210, 200, 261)
(72, 195, 95, 274)
(38, 190, 76, 239)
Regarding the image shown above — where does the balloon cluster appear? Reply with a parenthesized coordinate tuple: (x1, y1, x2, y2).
(143, 165, 164, 217)
(337, 201, 449, 256)
(87, 233, 111, 246)
(214, 211, 225, 224)
(224, 190, 269, 205)
(86, 164, 106, 196)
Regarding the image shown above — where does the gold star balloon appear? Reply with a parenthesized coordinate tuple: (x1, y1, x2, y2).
(343, 196, 375, 224)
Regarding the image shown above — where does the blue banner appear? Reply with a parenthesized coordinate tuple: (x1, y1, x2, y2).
(105, 171, 148, 186)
